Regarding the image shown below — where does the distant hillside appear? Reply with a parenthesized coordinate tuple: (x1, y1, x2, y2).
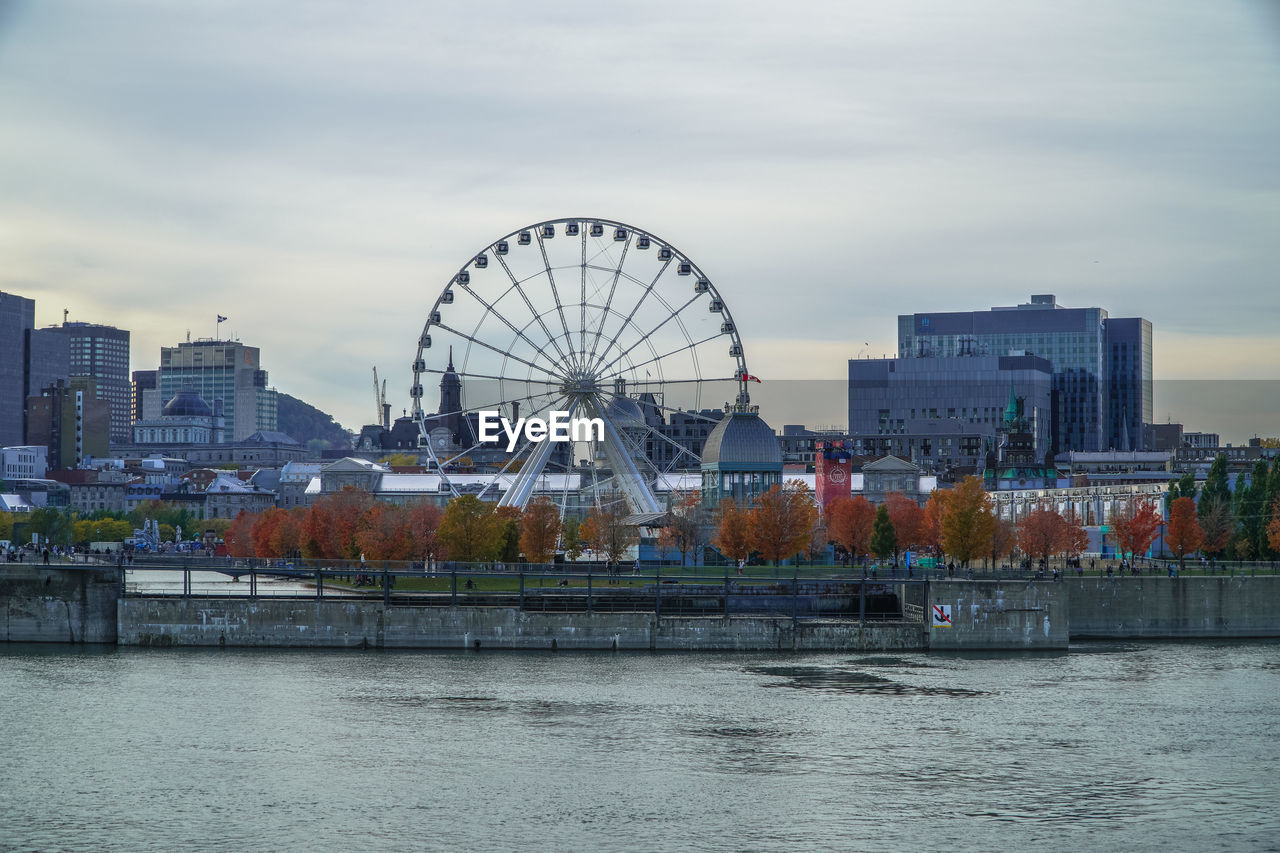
(276, 392, 353, 453)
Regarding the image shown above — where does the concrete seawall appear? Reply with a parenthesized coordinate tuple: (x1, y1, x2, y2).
(1, 566, 120, 643)
(1067, 575, 1280, 639)
(116, 599, 925, 651)
(928, 580, 1069, 650)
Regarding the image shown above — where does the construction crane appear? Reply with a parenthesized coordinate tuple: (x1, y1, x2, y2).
(372, 367, 388, 429)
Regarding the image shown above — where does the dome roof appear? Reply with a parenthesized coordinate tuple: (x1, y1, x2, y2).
(603, 396, 645, 429)
(162, 387, 212, 418)
(701, 411, 782, 470)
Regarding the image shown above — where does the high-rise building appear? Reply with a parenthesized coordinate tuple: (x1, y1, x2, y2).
(42, 322, 132, 444)
(25, 378, 111, 469)
(0, 291, 70, 446)
(895, 294, 1152, 452)
(158, 340, 277, 440)
(131, 369, 159, 421)
(0, 291, 37, 446)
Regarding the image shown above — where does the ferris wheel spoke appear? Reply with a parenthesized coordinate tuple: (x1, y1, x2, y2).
(586, 248, 665, 373)
(494, 253, 572, 365)
(583, 234, 634, 368)
(453, 279, 566, 376)
(604, 391, 725, 424)
(535, 231, 581, 372)
(417, 367, 561, 386)
(579, 228, 588, 362)
(593, 293, 701, 378)
(433, 321, 564, 381)
(597, 333, 723, 384)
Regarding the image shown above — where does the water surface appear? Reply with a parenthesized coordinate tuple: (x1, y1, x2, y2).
(2, 641, 1276, 851)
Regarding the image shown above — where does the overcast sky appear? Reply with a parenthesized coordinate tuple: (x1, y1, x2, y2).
(2, 1, 1277, 435)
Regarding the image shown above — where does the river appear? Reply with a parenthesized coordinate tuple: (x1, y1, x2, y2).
(1, 641, 1276, 851)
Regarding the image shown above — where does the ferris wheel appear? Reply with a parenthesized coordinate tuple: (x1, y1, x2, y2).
(410, 217, 752, 516)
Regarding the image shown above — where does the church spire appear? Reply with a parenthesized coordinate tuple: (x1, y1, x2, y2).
(446, 345, 454, 372)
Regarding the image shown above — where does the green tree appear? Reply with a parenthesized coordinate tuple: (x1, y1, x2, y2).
(561, 516, 584, 561)
(1199, 455, 1231, 519)
(437, 495, 503, 562)
(870, 504, 897, 563)
(1166, 472, 1197, 512)
(1240, 459, 1272, 559)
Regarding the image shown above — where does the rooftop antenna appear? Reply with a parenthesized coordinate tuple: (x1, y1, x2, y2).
(63, 308, 69, 324)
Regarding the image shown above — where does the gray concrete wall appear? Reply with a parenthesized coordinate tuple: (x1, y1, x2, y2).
(1067, 575, 1280, 639)
(927, 580, 1069, 650)
(117, 598, 926, 651)
(1, 566, 120, 643)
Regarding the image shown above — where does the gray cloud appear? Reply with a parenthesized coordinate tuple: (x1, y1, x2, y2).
(1, 0, 1276, 435)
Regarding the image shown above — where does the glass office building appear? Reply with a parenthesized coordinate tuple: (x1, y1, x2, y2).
(894, 295, 1152, 452)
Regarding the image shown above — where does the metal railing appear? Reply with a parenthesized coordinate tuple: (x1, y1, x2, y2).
(108, 560, 927, 622)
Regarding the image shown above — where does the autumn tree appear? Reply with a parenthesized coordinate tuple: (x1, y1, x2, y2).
(225, 510, 256, 558)
(712, 499, 753, 566)
(886, 492, 926, 566)
(1057, 512, 1089, 563)
(1166, 496, 1203, 571)
(988, 517, 1017, 568)
(1198, 500, 1234, 561)
(519, 497, 561, 565)
(825, 495, 875, 566)
(923, 489, 951, 561)
(750, 481, 818, 565)
(580, 504, 636, 565)
(437, 494, 503, 562)
(1268, 504, 1280, 554)
(301, 488, 376, 559)
(940, 476, 996, 568)
(1110, 499, 1161, 560)
(869, 504, 896, 563)
(657, 490, 707, 566)
(355, 503, 415, 561)
(407, 502, 445, 564)
(1017, 508, 1061, 567)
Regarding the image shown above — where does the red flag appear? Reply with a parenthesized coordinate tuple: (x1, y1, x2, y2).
(739, 371, 761, 383)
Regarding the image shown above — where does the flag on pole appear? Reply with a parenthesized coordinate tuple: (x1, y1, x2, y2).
(739, 371, 761, 383)
(217, 315, 228, 323)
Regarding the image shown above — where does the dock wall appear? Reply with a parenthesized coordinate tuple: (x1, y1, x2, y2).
(1, 566, 120, 643)
(927, 580, 1069, 650)
(1066, 575, 1280, 639)
(116, 599, 925, 651)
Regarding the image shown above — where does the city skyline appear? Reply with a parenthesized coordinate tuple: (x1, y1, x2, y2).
(2, 2, 1277, 434)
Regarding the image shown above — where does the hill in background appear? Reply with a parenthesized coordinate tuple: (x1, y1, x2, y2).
(277, 392, 353, 455)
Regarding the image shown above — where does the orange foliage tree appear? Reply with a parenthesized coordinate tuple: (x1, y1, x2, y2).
(1166, 496, 1203, 571)
(825, 495, 875, 565)
(225, 510, 256, 558)
(940, 476, 996, 568)
(988, 517, 1017, 568)
(356, 503, 416, 561)
(519, 497, 562, 565)
(886, 492, 926, 565)
(1110, 499, 1162, 560)
(750, 480, 818, 565)
(301, 488, 376, 559)
(923, 489, 950, 561)
(712, 498, 753, 565)
(1197, 500, 1234, 559)
(1268, 504, 1280, 554)
(407, 502, 445, 564)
